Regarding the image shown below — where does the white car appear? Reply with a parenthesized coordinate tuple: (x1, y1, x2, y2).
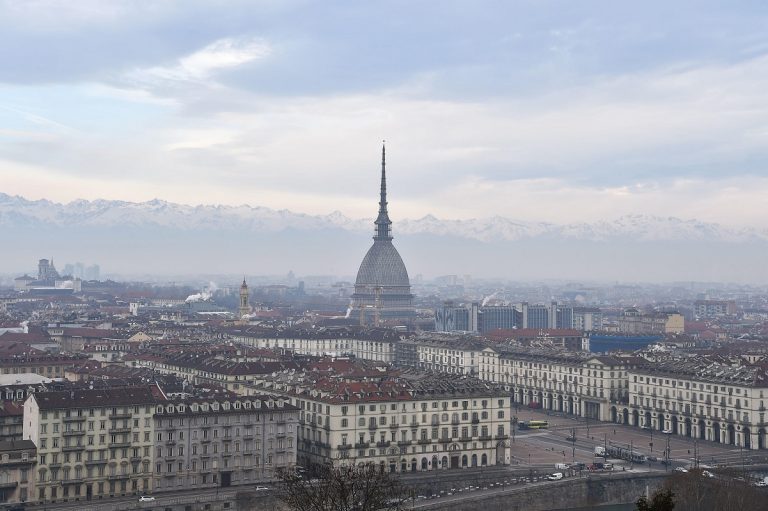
(138, 496, 156, 502)
(662, 429, 673, 434)
(255, 486, 270, 491)
(674, 467, 688, 473)
(702, 470, 715, 478)
(547, 472, 564, 481)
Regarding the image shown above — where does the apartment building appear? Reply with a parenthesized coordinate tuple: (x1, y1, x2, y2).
(226, 327, 400, 363)
(249, 370, 511, 473)
(23, 385, 163, 503)
(478, 347, 633, 421)
(152, 396, 298, 493)
(396, 336, 485, 375)
(127, 354, 301, 393)
(0, 440, 35, 505)
(624, 359, 768, 450)
(618, 308, 684, 335)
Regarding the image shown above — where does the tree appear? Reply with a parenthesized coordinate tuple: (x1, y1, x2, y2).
(636, 488, 675, 511)
(277, 463, 409, 511)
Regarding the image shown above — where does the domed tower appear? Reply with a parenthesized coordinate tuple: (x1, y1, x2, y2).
(350, 144, 414, 327)
(239, 277, 250, 319)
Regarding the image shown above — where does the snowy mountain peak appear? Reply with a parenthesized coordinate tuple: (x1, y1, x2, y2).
(0, 193, 765, 243)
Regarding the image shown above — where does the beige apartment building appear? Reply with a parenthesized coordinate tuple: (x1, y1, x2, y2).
(23, 386, 162, 504)
(618, 308, 684, 334)
(249, 371, 511, 473)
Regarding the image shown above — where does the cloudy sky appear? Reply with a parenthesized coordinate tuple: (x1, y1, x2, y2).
(1, 0, 768, 226)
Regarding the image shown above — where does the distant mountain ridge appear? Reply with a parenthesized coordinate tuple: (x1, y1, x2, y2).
(1, 192, 764, 243)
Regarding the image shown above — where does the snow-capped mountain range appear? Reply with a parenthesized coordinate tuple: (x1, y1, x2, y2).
(0, 192, 764, 243)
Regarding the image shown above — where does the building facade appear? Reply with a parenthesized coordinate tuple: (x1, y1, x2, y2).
(152, 396, 298, 492)
(23, 386, 161, 503)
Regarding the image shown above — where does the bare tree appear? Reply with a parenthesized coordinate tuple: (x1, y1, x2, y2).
(276, 464, 410, 511)
(661, 469, 768, 511)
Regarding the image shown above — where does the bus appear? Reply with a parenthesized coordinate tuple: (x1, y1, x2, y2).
(519, 420, 549, 430)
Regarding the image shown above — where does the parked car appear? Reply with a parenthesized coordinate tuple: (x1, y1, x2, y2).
(566, 435, 576, 442)
(662, 429, 673, 434)
(255, 486, 270, 491)
(138, 496, 156, 502)
(674, 467, 689, 473)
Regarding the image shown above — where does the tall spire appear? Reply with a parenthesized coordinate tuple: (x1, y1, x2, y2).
(374, 141, 392, 241)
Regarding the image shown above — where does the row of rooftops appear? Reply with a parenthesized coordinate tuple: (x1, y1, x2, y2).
(252, 367, 507, 404)
(631, 355, 768, 386)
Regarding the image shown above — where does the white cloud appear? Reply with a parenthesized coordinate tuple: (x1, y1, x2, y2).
(125, 37, 272, 86)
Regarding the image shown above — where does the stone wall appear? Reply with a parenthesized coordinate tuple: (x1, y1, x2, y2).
(415, 473, 668, 511)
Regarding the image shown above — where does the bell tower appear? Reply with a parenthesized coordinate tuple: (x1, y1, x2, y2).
(239, 277, 250, 319)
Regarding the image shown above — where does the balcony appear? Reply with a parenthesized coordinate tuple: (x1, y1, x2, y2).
(109, 441, 131, 448)
(63, 430, 85, 436)
(438, 438, 451, 444)
(63, 416, 86, 423)
(107, 473, 130, 480)
(354, 442, 370, 449)
(417, 439, 431, 445)
(110, 427, 132, 434)
(479, 435, 493, 442)
(62, 445, 85, 452)
(451, 419, 460, 426)
(85, 459, 108, 466)
(495, 434, 509, 440)
(389, 423, 399, 429)
(109, 413, 132, 420)
(471, 418, 480, 425)
(337, 444, 352, 450)
(376, 441, 391, 448)
(368, 423, 378, 431)
(409, 421, 419, 428)
(396, 440, 411, 447)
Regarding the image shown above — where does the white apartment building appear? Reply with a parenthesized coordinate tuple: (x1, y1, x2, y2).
(227, 327, 399, 363)
(624, 359, 768, 450)
(248, 371, 511, 473)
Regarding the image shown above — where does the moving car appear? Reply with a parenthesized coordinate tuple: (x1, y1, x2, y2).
(255, 486, 270, 491)
(547, 472, 564, 481)
(138, 496, 156, 502)
(674, 467, 688, 473)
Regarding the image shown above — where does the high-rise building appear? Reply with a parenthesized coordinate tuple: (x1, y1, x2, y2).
(350, 145, 414, 327)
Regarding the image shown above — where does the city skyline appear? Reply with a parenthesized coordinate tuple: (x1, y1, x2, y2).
(2, 1, 768, 227)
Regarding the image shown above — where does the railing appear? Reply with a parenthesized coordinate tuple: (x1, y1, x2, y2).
(376, 441, 391, 448)
(417, 439, 431, 445)
(337, 444, 352, 450)
(354, 442, 370, 449)
(63, 430, 86, 436)
(397, 440, 412, 446)
(409, 421, 419, 428)
(368, 423, 378, 430)
(479, 435, 493, 441)
(389, 423, 399, 429)
(63, 416, 86, 422)
(109, 413, 132, 419)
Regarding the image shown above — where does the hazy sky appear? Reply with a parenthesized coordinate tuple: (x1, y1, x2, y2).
(2, 0, 768, 226)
